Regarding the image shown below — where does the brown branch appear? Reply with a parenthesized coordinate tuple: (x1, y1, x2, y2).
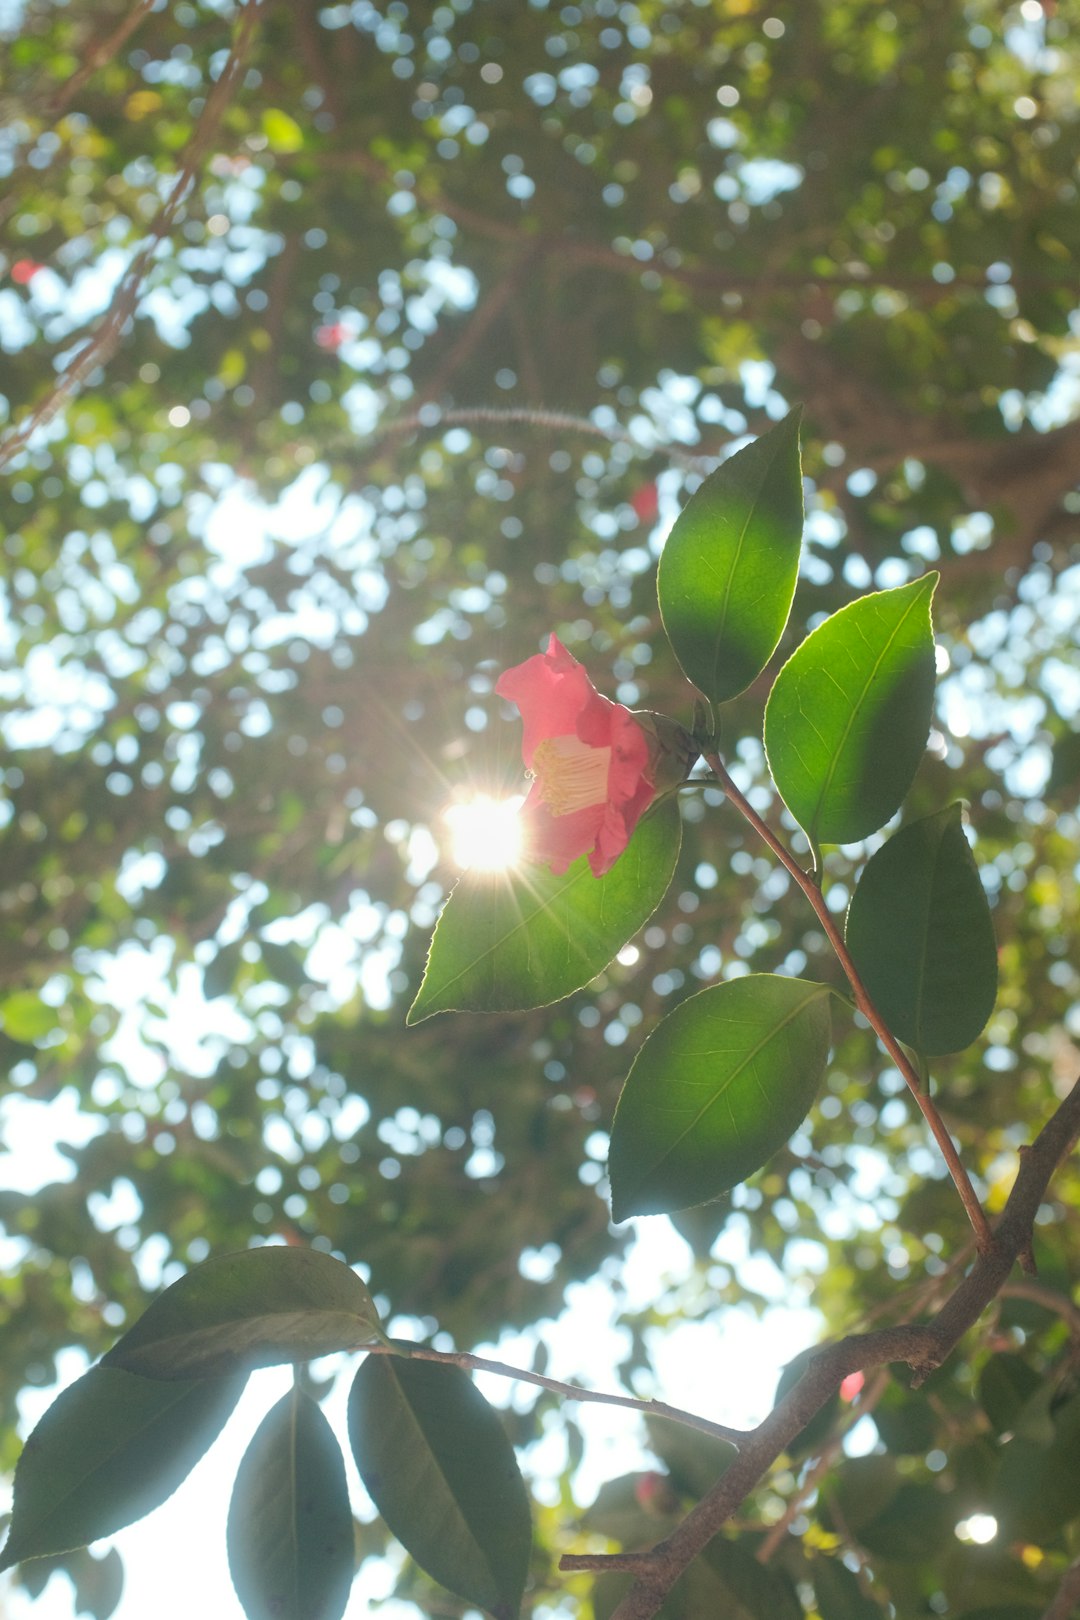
(1041, 1554, 1080, 1620)
(360, 1342, 746, 1447)
(1000, 1278, 1080, 1342)
(45, 0, 158, 119)
(0, 0, 263, 476)
(412, 243, 546, 413)
(560, 1075, 1080, 1617)
(704, 751, 994, 1253)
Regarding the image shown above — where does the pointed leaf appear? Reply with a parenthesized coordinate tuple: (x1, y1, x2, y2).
(348, 1354, 530, 1620)
(764, 575, 938, 845)
(608, 974, 831, 1220)
(408, 798, 680, 1022)
(104, 1247, 382, 1380)
(845, 804, 997, 1055)
(227, 1388, 354, 1620)
(658, 410, 804, 704)
(0, 1368, 243, 1571)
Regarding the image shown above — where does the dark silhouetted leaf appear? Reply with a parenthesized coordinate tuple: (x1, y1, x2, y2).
(104, 1248, 382, 1380)
(227, 1387, 354, 1620)
(993, 1387, 1080, 1542)
(979, 1354, 1043, 1437)
(348, 1354, 530, 1619)
(0, 1368, 242, 1571)
(845, 804, 997, 1054)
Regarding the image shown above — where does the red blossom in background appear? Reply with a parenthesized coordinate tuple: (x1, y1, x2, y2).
(494, 634, 657, 877)
(630, 480, 660, 523)
(315, 322, 350, 350)
(10, 260, 45, 286)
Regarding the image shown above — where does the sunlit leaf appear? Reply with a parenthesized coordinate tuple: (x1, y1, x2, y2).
(657, 410, 804, 703)
(408, 799, 680, 1021)
(608, 974, 832, 1220)
(764, 575, 938, 846)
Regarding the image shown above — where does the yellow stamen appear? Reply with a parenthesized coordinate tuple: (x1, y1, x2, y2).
(532, 735, 611, 816)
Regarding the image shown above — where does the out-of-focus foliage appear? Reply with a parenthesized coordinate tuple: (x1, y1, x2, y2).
(1, 0, 1078, 1615)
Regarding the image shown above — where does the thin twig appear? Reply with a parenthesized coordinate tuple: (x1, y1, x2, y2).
(360, 1341, 747, 1446)
(0, 0, 263, 476)
(1000, 1278, 1080, 1342)
(703, 751, 994, 1254)
(46, 0, 159, 119)
(562, 1075, 1080, 1618)
(754, 1367, 890, 1563)
(1041, 1554, 1080, 1620)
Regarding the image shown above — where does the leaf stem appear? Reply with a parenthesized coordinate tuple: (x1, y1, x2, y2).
(361, 1340, 746, 1447)
(703, 751, 994, 1255)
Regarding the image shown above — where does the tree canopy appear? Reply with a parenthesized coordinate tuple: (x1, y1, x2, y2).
(1, 1, 1079, 1618)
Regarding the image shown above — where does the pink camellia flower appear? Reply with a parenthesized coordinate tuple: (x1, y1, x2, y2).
(495, 634, 690, 877)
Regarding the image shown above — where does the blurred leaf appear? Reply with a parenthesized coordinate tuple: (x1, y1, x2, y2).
(0, 992, 56, 1042)
(765, 575, 938, 846)
(812, 1556, 882, 1620)
(657, 410, 804, 703)
(993, 1387, 1080, 1542)
(408, 799, 680, 1021)
(979, 1354, 1042, 1436)
(227, 1387, 354, 1620)
(347, 1353, 531, 1619)
(703, 1535, 803, 1620)
(104, 1248, 382, 1379)
(855, 1484, 953, 1562)
(871, 1379, 939, 1455)
(261, 108, 305, 152)
(609, 975, 831, 1219)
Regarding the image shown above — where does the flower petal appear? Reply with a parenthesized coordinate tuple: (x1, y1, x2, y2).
(495, 635, 612, 767)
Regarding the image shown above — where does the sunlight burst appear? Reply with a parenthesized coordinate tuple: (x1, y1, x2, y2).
(444, 794, 526, 872)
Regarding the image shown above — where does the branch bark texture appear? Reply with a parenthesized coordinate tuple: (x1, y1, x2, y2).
(560, 1076, 1080, 1618)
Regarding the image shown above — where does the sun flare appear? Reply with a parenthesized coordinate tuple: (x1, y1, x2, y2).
(444, 794, 526, 872)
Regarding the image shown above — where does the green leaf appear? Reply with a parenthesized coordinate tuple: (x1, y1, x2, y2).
(764, 575, 938, 846)
(871, 1380, 938, 1455)
(855, 1484, 952, 1561)
(347, 1354, 531, 1620)
(979, 1353, 1042, 1436)
(812, 1556, 882, 1620)
(845, 804, 997, 1055)
(608, 974, 832, 1221)
(103, 1247, 382, 1380)
(703, 1536, 803, 1620)
(407, 798, 680, 1022)
(227, 1387, 354, 1620)
(261, 108, 305, 152)
(993, 1387, 1080, 1542)
(0, 1368, 243, 1571)
(0, 991, 57, 1043)
(657, 410, 804, 704)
